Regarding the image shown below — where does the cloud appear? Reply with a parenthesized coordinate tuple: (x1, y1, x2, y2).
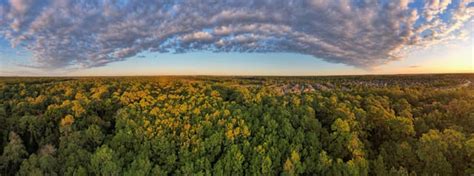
(0, 0, 472, 69)
(180, 31, 214, 43)
(424, 0, 453, 21)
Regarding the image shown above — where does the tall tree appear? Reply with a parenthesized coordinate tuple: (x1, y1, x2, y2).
(1, 132, 28, 175)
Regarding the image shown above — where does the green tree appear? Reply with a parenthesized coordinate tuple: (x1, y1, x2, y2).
(17, 144, 58, 176)
(1, 132, 28, 175)
(416, 130, 452, 175)
(90, 146, 121, 176)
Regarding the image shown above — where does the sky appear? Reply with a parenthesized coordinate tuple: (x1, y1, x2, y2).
(0, 0, 473, 76)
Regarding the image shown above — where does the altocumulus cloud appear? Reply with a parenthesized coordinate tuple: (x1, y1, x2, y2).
(0, 0, 472, 69)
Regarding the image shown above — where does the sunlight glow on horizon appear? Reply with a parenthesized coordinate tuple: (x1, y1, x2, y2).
(1, 39, 472, 76)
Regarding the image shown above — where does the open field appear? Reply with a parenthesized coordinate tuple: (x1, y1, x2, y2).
(1, 74, 473, 175)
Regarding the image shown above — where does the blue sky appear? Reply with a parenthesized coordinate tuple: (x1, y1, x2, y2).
(0, 0, 472, 76)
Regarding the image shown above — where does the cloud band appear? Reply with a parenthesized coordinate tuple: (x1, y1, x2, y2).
(0, 0, 472, 69)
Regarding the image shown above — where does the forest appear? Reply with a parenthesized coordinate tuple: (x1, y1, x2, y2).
(0, 74, 473, 175)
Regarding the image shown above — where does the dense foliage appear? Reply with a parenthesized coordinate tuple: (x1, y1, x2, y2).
(1, 74, 473, 175)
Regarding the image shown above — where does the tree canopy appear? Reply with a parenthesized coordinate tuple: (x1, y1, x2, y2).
(0, 74, 473, 175)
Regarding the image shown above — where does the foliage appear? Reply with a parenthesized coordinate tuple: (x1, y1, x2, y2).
(0, 74, 473, 175)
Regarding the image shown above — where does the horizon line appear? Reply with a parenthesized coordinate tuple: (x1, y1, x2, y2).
(1, 72, 473, 78)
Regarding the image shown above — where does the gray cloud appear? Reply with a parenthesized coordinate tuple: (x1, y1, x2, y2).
(0, 0, 472, 69)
